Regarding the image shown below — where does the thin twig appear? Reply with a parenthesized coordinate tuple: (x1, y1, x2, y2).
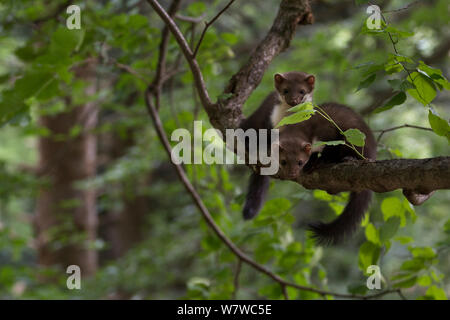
(147, 0, 214, 110)
(314, 106, 366, 160)
(396, 289, 408, 300)
(232, 259, 242, 299)
(375, 124, 433, 143)
(281, 284, 290, 300)
(151, 0, 182, 110)
(192, 0, 236, 58)
(176, 14, 207, 24)
(112, 59, 148, 82)
(383, 0, 421, 14)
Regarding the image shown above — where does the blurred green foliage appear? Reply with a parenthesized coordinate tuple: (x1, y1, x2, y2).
(0, 0, 448, 300)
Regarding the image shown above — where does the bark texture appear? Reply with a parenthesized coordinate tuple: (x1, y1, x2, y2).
(296, 157, 450, 195)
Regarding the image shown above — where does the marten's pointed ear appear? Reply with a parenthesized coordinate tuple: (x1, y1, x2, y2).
(306, 75, 315, 87)
(304, 143, 312, 154)
(274, 73, 285, 85)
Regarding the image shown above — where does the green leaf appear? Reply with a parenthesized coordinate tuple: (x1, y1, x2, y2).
(418, 62, 450, 90)
(431, 270, 444, 282)
(407, 72, 437, 106)
(128, 14, 149, 30)
(187, 2, 207, 15)
(312, 140, 345, 147)
(387, 79, 415, 91)
(254, 198, 292, 227)
(428, 108, 450, 142)
(51, 28, 85, 53)
(385, 26, 414, 38)
(365, 223, 380, 245)
(417, 275, 432, 287)
(0, 72, 54, 124)
(253, 236, 277, 263)
(374, 91, 407, 113)
(403, 199, 417, 223)
(409, 246, 436, 259)
(187, 277, 210, 299)
(287, 102, 315, 113)
(343, 128, 366, 147)
(359, 62, 385, 77)
(393, 276, 417, 289)
(275, 109, 315, 128)
(358, 241, 381, 273)
(221, 33, 238, 45)
(424, 286, 447, 300)
(400, 259, 424, 272)
(313, 190, 334, 202)
(356, 74, 376, 92)
(444, 219, 450, 234)
(381, 197, 405, 226)
(347, 283, 368, 295)
(389, 53, 414, 64)
(379, 217, 401, 242)
(394, 236, 413, 244)
(384, 58, 403, 74)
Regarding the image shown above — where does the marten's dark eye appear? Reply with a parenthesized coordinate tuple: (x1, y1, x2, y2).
(283, 89, 289, 95)
(298, 160, 303, 166)
(299, 89, 306, 95)
(281, 160, 287, 166)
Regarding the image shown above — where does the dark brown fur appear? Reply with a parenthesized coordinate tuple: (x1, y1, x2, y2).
(277, 103, 376, 245)
(241, 72, 377, 245)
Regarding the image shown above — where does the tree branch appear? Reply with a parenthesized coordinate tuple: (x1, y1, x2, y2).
(147, 0, 214, 111)
(374, 124, 433, 143)
(222, 0, 313, 131)
(192, 0, 236, 58)
(175, 14, 207, 24)
(296, 157, 450, 195)
(150, 0, 182, 110)
(232, 259, 242, 299)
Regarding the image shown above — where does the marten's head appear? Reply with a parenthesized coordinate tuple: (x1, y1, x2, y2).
(274, 71, 315, 107)
(273, 138, 312, 180)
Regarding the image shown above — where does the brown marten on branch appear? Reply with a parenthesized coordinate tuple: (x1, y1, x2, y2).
(240, 71, 376, 245)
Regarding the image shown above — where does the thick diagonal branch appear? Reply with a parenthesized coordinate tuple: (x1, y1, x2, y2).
(222, 0, 312, 130)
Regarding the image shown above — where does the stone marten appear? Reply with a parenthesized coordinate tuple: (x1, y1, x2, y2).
(240, 71, 376, 245)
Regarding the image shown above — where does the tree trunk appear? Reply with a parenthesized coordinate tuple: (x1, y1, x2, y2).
(35, 62, 98, 277)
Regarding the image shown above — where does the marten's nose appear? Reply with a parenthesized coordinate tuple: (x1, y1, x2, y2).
(287, 172, 297, 179)
(290, 97, 302, 106)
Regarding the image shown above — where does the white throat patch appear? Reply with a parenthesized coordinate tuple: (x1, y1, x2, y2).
(270, 94, 313, 127)
(270, 97, 291, 128)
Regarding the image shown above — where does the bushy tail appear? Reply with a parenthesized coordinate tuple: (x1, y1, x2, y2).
(308, 190, 372, 245)
(243, 172, 270, 220)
